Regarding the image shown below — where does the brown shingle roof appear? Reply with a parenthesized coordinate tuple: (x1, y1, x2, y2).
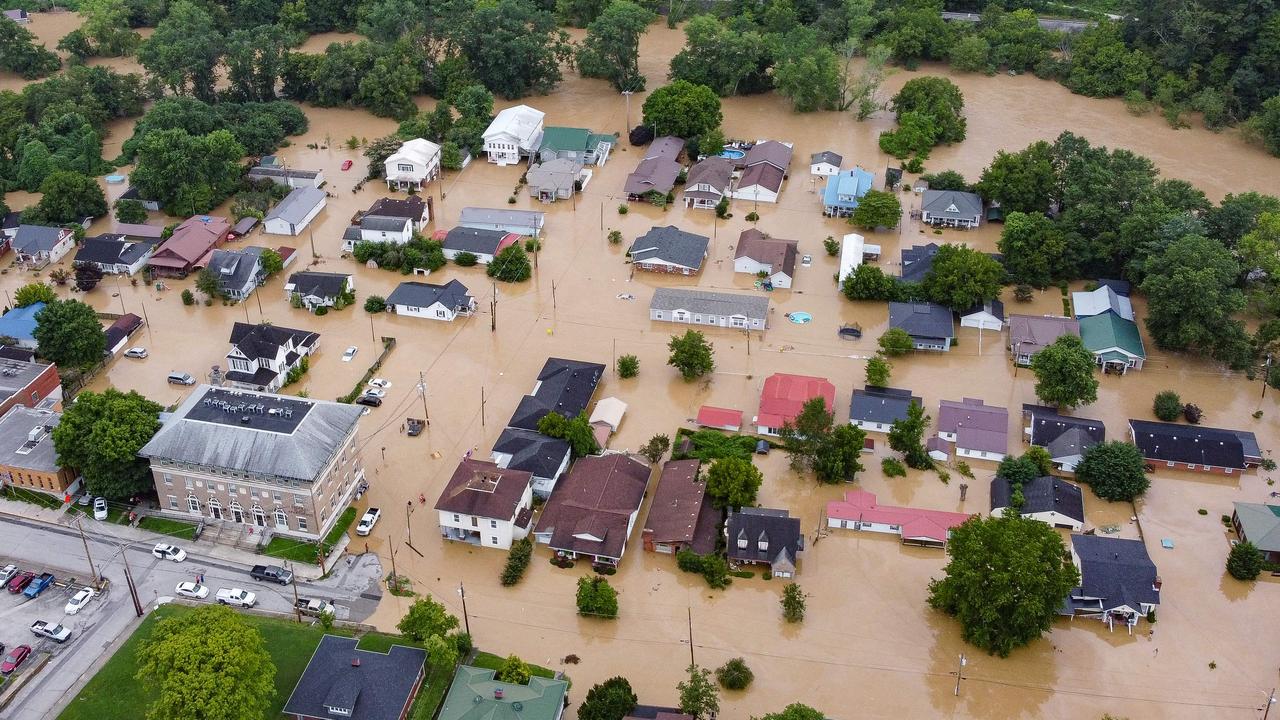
(643, 460, 713, 547)
(737, 163, 785, 194)
(684, 157, 733, 191)
(743, 141, 792, 171)
(535, 454, 650, 560)
(734, 229, 797, 278)
(434, 458, 532, 520)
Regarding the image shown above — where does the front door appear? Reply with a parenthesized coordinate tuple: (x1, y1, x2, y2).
(231, 505, 244, 524)
(252, 506, 266, 527)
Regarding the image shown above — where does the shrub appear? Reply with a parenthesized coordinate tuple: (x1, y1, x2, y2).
(314, 306, 328, 316)
(496, 655, 531, 685)
(881, 457, 907, 477)
(617, 204, 629, 215)
(715, 198, 729, 218)
(1152, 391, 1182, 421)
(181, 289, 195, 306)
(1183, 403, 1202, 424)
(617, 354, 639, 378)
(608, 230, 623, 245)
(1197, 508, 1207, 515)
(1227, 541, 1264, 580)
(501, 537, 533, 586)
(823, 236, 839, 256)
(745, 211, 759, 222)
(454, 251, 478, 267)
(781, 582, 806, 622)
(576, 576, 619, 618)
(364, 295, 387, 313)
(715, 658, 753, 690)
(1014, 284, 1034, 302)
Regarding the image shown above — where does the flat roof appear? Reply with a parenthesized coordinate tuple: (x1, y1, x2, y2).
(186, 386, 314, 434)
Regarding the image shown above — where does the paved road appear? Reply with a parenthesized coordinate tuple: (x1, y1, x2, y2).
(0, 516, 381, 720)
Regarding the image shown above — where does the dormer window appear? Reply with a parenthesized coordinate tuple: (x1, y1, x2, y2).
(737, 535, 747, 550)
(757, 540, 768, 551)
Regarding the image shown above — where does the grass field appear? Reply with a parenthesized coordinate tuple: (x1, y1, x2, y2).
(262, 506, 357, 564)
(136, 516, 198, 540)
(1, 485, 66, 509)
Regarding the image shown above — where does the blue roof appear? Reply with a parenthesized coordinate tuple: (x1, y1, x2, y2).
(823, 168, 874, 210)
(0, 302, 45, 341)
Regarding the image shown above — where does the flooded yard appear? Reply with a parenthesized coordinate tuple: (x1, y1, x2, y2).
(2, 17, 1279, 719)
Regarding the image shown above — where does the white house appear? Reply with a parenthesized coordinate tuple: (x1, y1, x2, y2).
(826, 490, 971, 548)
(809, 150, 842, 176)
(436, 227, 519, 264)
(990, 476, 1085, 531)
(729, 141, 792, 204)
(223, 322, 319, 393)
(434, 458, 534, 550)
(959, 299, 1005, 331)
(837, 232, 880, 285)
(649, 287, 768, 329)
(13, 225, 75, 268)
(937, 398, 1009, 461)
(263, 187, 326, 236)
(386, 280, 476, 321)
(72, 234, 155, 275)
(733, 229, 797, 289)
(482, 105, 545, 166)
(384, 138, 442, 190)
(341, 216, 414, 252)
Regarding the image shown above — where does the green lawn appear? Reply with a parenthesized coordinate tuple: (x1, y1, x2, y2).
(136, 516, 198, 541)
(262, 506, 358, 564)
(1, 485, 66, 509)
(409, 658, 457, 720)
(470, 651, 557, 680)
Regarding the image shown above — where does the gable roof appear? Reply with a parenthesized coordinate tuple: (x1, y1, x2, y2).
(74, 235, 151, 266)
(649, 287, 769, 321)
(734, 229, 797, 277)
(438, 666, 568, 720)
(684, 157, 734, 191)
(440, 227, 518, 256)
(508, 358, 605, 431)
(742, 141, 792, 171)
(696, 406, 742, 428)
(283, 635, 426, 720)
(265, 187, 326, 226)
(208, 247, 263, 291)
(154, 216, 230, 265)
(483, 105, 545, 146)
(644, 459, 718, 552)
(628, 225, 708, 270)
(287, 271, 351, 300)
(849, 385, 921, 424)
(13, 225, 67, 254)
(1097, 278, 1131, 296)
(1128, 420, 1257, 469)
(434, 458, 532, 520)
(1072, 286, 1134, 321)
(0, 303, 43, 342)
(491, 428, 571, 479)
(737, 162, 785, 194)
(921, 189, 983, 220)
(961, 299, 1005, 322)
(386, 280, 474, 311)
(938, 398, 1008, 455)
(1023, 404, 1105, 457)
(625, 156, 682, 196)
(534, 454, 650, 560)
(526, 159, 580, 192)
(1008, 315, 1080, 356)
(810, 150, 842, 166)
(646, 136, 684, 161)
(228, 322, 317, 361)
(888, 301, 955, 340)
(726, 507, 803, 567)
(1232, 502, 1280, 553)
(1078, 313, 1145, 359)
(361, 215, 413, 233)
(1070, 535, 1159, 610)
(386, 138, 441, 168)
(827, 490, 971, 543)
(458, 207, 545, 231)
(112, 222, 164, 240)
(990, 476, 1085, 522)
(364, 196, 427, 220)
(899, 243, 940, 283)
(538, 126, 611, 154)
(823, 167, 874, 206)
(758, 373, 835, 429)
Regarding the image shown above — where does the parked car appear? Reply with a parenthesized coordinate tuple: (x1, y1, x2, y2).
(31, 620, 71, 643)
(1, 645, 31, 674)
(248, 565, 293, 585)
(24, 572, 54, 598)
(342, 346, 358, 362)
(215, 588, 257, 608)
(93, 497, 108, 520)
(123, 347, 148, 359)
(152, 543, 187, 562)
(0, 564, 17, 586)
(175, 582, 209, 599)
(167, 372, 196, 385)
(363, 387, 386, 399)
(76, 493, 92, 507)
(341, 160, 353, 171)
(7, 571, 34, 593)
(64, 587, 95, 615)
(294, 597, 335, 617)
(355, 395, 382, 408)
(368, 378, 390, 389)
(355, 508, 381, 536)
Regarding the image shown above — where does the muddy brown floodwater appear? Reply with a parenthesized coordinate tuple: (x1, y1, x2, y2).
(3, 16, 1280, 719)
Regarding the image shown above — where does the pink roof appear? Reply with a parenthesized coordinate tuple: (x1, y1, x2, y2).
(697, 405, 743, 429)
(758, 373, 835, 429)
(827, 490, 972, 543)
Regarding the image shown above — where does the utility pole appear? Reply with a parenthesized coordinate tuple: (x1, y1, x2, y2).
(139, 299, 152, 341)
(490, 281, 497, 332)
(418, 372, 430, 424)
(255, 287, 264, 322)
(405, 500, 416, 552)
(370, 313, 376, 342)
(458, 581, 472, 637)
(1263, 688, 1276, 720)
(480, 386, 486, 427)
(551, 281, 556, 310)
(309, 229, 317, 258)
(621, 90, 633, 132)
(953, 654, 967, 696)
(74, 519, 99, 588)
(290, 563, 302, 622)
(686, 606, 695, 666)
(120, 547, 144, 617)
(1263, 355, 1273, 400)
(388, 537, 398, 588)
(612, 338, 616, 374)
(744, 329, 750, 356)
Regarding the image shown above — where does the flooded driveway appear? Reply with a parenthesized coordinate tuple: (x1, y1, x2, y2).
(1, 17, 1279, 719)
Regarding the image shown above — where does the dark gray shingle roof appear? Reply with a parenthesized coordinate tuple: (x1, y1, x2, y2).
(888, 302, 955, 340)
(849, 385, 921, 424)
(282, 635, 425, 720)
(628, 225, 709, 270)
(386, 279, 473, 311)
(990, 476, 1084, 522)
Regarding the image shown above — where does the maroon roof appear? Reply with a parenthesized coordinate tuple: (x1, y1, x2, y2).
(535, 454, 650, 561)
(737, 163, 785, 194)
(434, 458, 532, 520)
(643, 460, 717, 552)
(742, 141, 793, 171)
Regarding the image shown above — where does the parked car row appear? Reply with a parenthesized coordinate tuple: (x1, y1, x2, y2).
(1, 565, 54, 598)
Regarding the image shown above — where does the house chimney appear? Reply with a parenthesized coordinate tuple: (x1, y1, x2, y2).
(1153, 576, 1162, 591)
(494, 688, 504, 700)
(351, 658, 361, 667)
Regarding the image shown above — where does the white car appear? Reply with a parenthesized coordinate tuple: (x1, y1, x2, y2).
(342, 346, 358, 362)
(368, 378, 390, 389)
(355, 508, 381, 536)
(801, 254, 813, 267)
(0, 564, 16, 585)
(92, 497, 108, 521)
(152, 543, 187, 562)
(123, 347, 148, 359)
(363, 388, 386, 399)
(64, 587, 95, 615)
(216, 588, 257, 608)
(175, 582, 209, 599)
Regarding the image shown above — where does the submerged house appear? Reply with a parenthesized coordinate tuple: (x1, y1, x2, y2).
(1062, 535, 1160, 631)
(920, 189, 983, 228)
(990, 475, 1085, 530)
(482, 105, 545, 165)
(384, 138, 442, 190)
(826, 490, 971, 548)
(821, 167, 874, 217)
(730, 141, 793, 204)
(206, 247, 265, 301)
(1231, 502, 1280, 563)
(526, 159, 584, 203)
(642, 459, 718, 555)
(937, 398, 1009, 461)
(681, 156, 734, 210)
(536, 126, 612, 166)
(284, 271, 354, 311)
(533, 453, 651, 567)
(1022, 404, 1104, 472)
(1128, 420, 1260, 474)
(73, 234, 156, 276)
(507, 358, 605, 432)
(849, 385, 921, 434)
(434, 458, 533, 550)
(733, 229, 798, 289)
(624, 136, 684, 202)
(755, 373, 835, 436)
(148, 215, 230, 277)
(1008, 315, 1080, 366)
(385, 280, 476, 322)
(628, 226, 708, 275)
(490, 427, 571, 498)
(726, 507, 803, 577)
(888, 302, 955, 351)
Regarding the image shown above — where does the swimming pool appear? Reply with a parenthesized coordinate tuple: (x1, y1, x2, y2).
(720, 147, 746, 160)
(788, 312, 813, 324)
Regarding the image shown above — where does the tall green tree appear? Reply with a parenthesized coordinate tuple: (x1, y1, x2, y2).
(487, 244, 533, 282)
(24, 171, 108, 224)
(642, 80, 722, 139)
(454, 0, 572, 99)
(849, 190, 902, 230)
(80, 0, 143, 57)
(1029, 335, 1099, 409)
(704, 457, 762, 509)
(1141, 234, 1247, 362)
(52, 388, 161, 500)
(137, 0, 223, 100)
(677, 664, 719, 720)
(14, 283, 56, 308)
(757, 704, 826, 720)
(877, 327, 914, 356)
(578, 676, 638, 720)
(922, 244, 1004, 311)
(1075, 441, 1150, 502)
(668, 15, 769, 97)
(1227, 542, 1264, 581)
(667, 330, 715, 380)
(131, 128, 245, 214)
(576, 0, 652, 92)
(396, 595, 459, 641)
(928, 515, 1080, 657)
(33, 300, 106, 370)
(888, 401, 931, 469)
(975, 140, 1056, 215)
(137, 605, 276, 720)
(865, 354, 891, 387)
(891, 76, 966, 144)
(998, 212, 1066, 288)
(576, 576, 619, 618)
(772, 32, 842, 112)
(0, 18, 61, 79)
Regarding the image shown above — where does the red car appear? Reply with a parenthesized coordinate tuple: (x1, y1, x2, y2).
(341, 160, 353, 171)
(1, 645, 30, 674)
(7, 571, 34, 593)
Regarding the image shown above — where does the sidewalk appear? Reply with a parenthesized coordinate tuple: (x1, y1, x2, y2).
(0, 497, 334, 581)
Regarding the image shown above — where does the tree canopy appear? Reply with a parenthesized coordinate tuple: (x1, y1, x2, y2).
(1075, 441, 1150, 502)
(52, 388, 161, 499)
(1030, 335, 1099, 409)
(921, 244, 1003, 311)
(576, 0, 652, 92)
(888, 401, 931, 470)
(642, 80, 722, 140)
(396, 595, 459, 641)
(23, 171, 108, 224)
(704, 457, 762, 509)
(779, 397, 867, 483)
(849, 190, 902, 230)
(677, 664, 719, 720)
(667, 330, 715, 380)
(928, 515, 1080, 657)
(578, 676, 638, 720)
(34, 300, 107, 370)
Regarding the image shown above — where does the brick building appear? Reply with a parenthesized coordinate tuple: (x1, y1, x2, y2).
(0, 406, 76, 497)
(0, 356, 61, 416)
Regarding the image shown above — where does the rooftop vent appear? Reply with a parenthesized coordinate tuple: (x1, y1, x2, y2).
(351, 658, 361, 667)
(494, 689, 504, 700)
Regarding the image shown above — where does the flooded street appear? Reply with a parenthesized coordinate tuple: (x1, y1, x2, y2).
(2, 17, 1280, 719)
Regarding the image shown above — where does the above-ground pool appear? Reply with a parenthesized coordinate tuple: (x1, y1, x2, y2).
(788, 312, 813, 324)
(720, 147, 746, 160)
(105, 175, 126, 184)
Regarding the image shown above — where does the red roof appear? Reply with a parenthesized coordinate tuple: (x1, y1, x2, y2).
(696, 405, 742, 429)
(826, 490, 972, 543)
(757, 373, 834, 429)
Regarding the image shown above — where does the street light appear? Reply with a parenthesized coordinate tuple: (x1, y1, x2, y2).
(621, 90, 634, 134)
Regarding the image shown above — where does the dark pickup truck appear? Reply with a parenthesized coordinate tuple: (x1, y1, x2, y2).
(248, 564, 293, 585)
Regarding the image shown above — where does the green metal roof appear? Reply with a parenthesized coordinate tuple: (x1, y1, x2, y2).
(1078, 312, 1145, 359)
(539, 126, 610, 153)
(437, 666, 568, 720)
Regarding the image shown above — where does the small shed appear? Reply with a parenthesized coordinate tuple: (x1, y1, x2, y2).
(589, 396, 628, 433)
(696, 405, 742, 432)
